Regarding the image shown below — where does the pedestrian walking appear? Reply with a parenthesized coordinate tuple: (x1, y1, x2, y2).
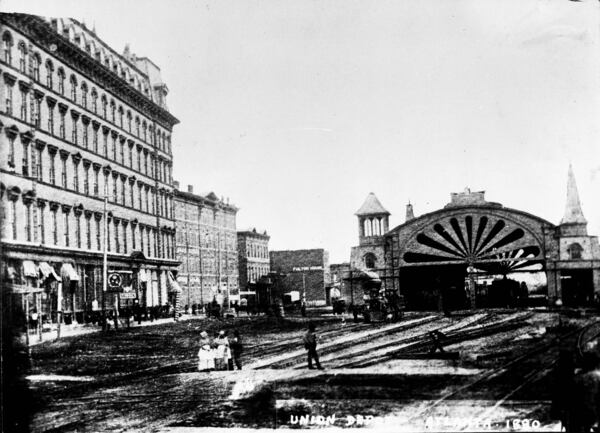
(214, 330, 231, 371)
(303, 322, 323, 370)
(301, 301, 307, 318)
(197, 331, 215, 372)
(230, 330, 243, 370)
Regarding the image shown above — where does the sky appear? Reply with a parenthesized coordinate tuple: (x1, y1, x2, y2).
(3, 0, 599, 263)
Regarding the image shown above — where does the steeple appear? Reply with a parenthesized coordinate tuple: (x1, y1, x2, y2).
(355, 192, 390, 216)
(561, 164, 587, 225)
(355, 193, 390, 243)
(405, 201, 415, 222)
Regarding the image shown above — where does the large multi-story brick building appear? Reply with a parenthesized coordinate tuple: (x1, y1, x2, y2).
(0, 14, 180, 326)
(174, 183, 239, 309)
(269, 248, 331, 306)
(237, 228, 270, 299)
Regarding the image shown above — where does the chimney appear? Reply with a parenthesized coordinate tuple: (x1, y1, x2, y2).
(406, 202, 415, 222)
(173, 180, 180, 190)
(187, 185, 193, 194)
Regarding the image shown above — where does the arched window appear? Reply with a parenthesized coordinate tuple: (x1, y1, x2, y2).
(69, 75, 77, 101)
(57, 68, 66, 95)
(364, 219, 371, 237)
(18, 41, 27, 73)
(45, 59, 54, 88)
(364, 253, 376, 269)
(91, 88, 98, 113)
(101, 95, 107, 118)
(118, 105, 124, 127)
(110, 100, 116, 123)
(568, 243, 583, 260)
(31, 53, 41, 81)
(135, 117, 140, 137)
(81, 82, 88, 108)
(142, 121, 147, 142)
(2, 31, 13, 64)
(127, 111, 132, 132)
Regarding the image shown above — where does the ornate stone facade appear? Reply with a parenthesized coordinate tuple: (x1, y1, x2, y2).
(0, 13, 179, 325)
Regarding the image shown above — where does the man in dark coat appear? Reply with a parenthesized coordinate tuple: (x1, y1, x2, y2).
(303, 322, 323, 370)
(230, 329, 243, 370)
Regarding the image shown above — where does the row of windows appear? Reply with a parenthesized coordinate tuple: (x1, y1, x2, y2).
(247, 265, 270, 284)
(3, 77, 173, 184)
(176, 225, 237, 249)
(245, 242, 269, 259)
(179, 253, 239, 275)
(2, 192, 176, 260)
(4, 129, 174, 220)
(1, 30, 172, 155)
(175, 204, 237, 228)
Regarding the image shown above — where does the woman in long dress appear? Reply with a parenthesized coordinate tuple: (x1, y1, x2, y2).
(214, 330, 231, 371)
(198, 331, 215, 372)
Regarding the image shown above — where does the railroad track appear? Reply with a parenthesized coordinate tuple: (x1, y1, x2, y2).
(253, 315, 443, 369)
(405, 319, 600, 429)
(330, 312, 531, 369)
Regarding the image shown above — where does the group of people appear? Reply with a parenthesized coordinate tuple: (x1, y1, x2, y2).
(197, 322, 324, 372)
(197, 329, 243, 372)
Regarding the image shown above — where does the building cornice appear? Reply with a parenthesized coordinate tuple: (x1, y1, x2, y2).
(1, 13, 179, 129)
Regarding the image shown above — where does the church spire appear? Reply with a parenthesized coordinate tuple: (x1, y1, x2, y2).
(405, 201, 415, 222)
(561, 164, 587, 225)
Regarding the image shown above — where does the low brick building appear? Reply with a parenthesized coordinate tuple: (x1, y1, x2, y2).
(270, 249, 331, 306)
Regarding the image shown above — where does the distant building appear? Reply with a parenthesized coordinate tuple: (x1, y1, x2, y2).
(237, 228, 270, 299)
(270, 249, 331, 306)
(0, 14, 179, 327)
(173, 183, 238, 308)
(348, 166, 600, 310)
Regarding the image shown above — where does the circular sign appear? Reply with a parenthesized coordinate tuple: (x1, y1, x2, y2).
(108, 272, 122, 288)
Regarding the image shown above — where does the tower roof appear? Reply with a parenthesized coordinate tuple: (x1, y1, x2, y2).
(561, 164, 587, 225)
(355, 193, 390, 216)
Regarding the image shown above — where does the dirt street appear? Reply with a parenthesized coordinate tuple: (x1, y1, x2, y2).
(22, 310, 600, 431)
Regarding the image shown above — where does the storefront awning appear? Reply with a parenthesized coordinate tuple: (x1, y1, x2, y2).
(61, 263, 80, 281)
(167, 271, 182, 293)
(23, 260, 38, 278)
(39, 262, 60, 281)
